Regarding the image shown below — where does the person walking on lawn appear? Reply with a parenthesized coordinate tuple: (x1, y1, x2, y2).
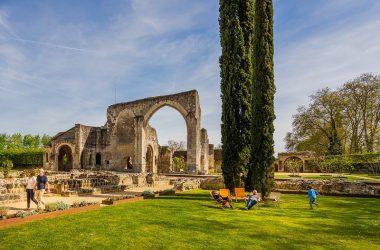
(26, 172, 38, 210)
(34, 168, 50, 209)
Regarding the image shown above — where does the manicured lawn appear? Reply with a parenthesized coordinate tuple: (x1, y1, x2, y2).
(275, 173, 380, 182)
(347, 173, 380, 180)
(0, 190, 379, 250)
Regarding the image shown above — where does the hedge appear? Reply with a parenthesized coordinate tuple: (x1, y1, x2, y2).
(0, 148, 44, 168)
(317, 152, 380, 174)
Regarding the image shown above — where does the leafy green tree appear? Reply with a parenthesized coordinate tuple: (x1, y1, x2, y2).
(0, 158, 13, 178)
(172, 157, 186, 172)
(7, 133, 23, 149)
(219, 0, 254, 190)
(41, 134, 52, 146)
(23, 134, 41, 148)
(339, 74, 380, 153)
(317, 155, 353, 176)
(248, 0, 275, 198)
(286, 73, 380, 155)
(286, 88, 344, 156)
(0, 134, 8, 150)
(285, 158, 303, 176)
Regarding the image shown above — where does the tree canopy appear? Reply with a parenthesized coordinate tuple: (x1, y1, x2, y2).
(286, 73, 380, 155)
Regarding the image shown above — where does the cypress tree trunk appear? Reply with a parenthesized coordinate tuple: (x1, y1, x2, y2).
(249, 0, 275, 198)
(219, 0, 253, 190)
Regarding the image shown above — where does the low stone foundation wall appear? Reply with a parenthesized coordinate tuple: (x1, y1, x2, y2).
(275, 179, 380, 197)
(195, 176, 380, 197)
(199, 177, 225, 190)
(171, 178, 202, 191)
(0, 170, 176, 204)
(0, 179, 27, 204)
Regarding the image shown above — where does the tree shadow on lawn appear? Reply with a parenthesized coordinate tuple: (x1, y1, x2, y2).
(156, 193, 211, 201)
(155, 196, 210, 202)
(174, 193, 212, 198)
(4, 206, 25, 211)
(199, 204, 239, 210)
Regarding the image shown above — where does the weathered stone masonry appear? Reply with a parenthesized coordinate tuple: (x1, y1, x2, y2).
(44, 90, 213, 174)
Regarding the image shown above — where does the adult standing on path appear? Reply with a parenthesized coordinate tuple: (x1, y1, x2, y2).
(34, 168, 49, 209)
(26, 172, 38, 210)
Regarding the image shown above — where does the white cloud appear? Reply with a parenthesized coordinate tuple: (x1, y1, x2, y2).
(0, 1, 220, 145)
(1, 0, 380, 158)
(275, 6, 380, 154)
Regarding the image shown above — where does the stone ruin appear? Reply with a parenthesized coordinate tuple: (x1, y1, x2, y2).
(275, 151, 316, 172)
(275, 179, 380, 196)
(44, 90, 218, 174)
(0, 170, 210, 204)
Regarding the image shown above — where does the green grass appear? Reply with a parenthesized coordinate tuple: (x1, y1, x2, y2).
(347, 173, 380, 180)
(1, 190, 379, 250)
(274, 173, 380, 182)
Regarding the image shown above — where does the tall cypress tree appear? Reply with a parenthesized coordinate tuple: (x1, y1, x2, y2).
(248, 0, 275, 197)
(219, 0, 253, 190)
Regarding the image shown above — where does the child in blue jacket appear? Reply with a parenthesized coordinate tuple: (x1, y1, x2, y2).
(307, 185, 320, 209)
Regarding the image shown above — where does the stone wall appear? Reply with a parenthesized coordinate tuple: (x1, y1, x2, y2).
(158, 147, 172, 173)
(275, 179, 380, 197)
(46, 90, 207, 173)
(0, 170, 175, 204)
(200, 128, 209, 173)
(171, 178, 202, 191)
(214, 149, 222, 172)
(0, 179, 26, 204)
(200, 177, 225, 190)
(195, 175, 380, 197)
(208, 144, 215, 173)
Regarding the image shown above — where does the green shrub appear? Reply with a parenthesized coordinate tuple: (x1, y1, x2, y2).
(316, 153, 380, 174)
(0, 206, 7, 219)
(56, 201, 70, 211)
(0, 148, 43, 168)
(15, 210, 38, 218)
(0, 159, 13, 178)
(159, 189, 175, 195)
(87, 201, 99, 206)
(285, 158, 302, 176)
(141, 190, 154, 196)
(72, 201, 99, 208)
(45, 203, 57, 212)
(172, 157, 186, 171)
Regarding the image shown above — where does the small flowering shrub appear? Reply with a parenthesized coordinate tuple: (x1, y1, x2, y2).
(141, 190, 154, 196)
(56, 201, 70, 211)
(159, 189, 176, 195)
(71, 201, 99, 208)
(45, 203, 57, 212)
(15, 210, 38, 218)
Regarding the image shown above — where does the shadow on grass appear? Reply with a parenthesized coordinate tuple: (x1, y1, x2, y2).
(174, 193, 212, 198)
(156, 196, 210, 201)
(199, 204, 237, 211)
(5, 207, 25, 211)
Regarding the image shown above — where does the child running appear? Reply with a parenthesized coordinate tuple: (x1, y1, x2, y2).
(307, 185, 320, 209)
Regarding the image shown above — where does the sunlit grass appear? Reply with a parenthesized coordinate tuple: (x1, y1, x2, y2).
(0, 190, 379, 250)
(275, 173, 380, 182)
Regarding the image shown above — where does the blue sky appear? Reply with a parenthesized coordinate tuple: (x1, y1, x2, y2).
(1, 0, 380, 154)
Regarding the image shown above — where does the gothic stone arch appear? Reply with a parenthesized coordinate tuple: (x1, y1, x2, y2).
(107, 90, 202, 172)
(277, 151, 316, 172)
(53, 142, 76, 171)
